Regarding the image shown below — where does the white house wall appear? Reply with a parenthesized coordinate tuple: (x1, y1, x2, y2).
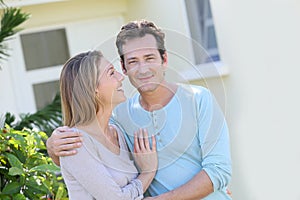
(1, 0, 299, 199)
(0, 0, 127, 115)
(125, 0, 300, 199)
(211, 0, 300, 199)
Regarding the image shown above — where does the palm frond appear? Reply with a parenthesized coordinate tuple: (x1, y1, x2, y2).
(5, 93, 63, 136)
(0, 6, 30, 64)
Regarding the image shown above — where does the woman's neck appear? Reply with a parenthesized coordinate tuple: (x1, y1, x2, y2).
(77, 105, 113, 137)
(76, 107, 120, 155)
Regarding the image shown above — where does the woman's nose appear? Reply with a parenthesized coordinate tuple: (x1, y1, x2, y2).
(117, 71, 124, 81)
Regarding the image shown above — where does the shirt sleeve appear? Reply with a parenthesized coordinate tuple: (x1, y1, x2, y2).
(196, 88, 232, 191)
(60, 137, 143, 200)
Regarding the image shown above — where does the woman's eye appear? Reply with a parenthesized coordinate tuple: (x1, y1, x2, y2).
(109, 69, 115, 76)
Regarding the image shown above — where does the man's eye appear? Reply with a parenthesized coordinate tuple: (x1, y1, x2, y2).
(128, 61, 137, 65)
(146, 57, 155, 61)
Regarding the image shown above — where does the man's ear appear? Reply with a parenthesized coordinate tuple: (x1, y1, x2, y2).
(121, 60, 127, 75)
(162, 52, 168, 66)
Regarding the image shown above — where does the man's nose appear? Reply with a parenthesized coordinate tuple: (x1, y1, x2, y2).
(137, 62, 150, 73)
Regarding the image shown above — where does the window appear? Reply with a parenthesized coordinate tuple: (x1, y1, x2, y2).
(7, 18, 123, 114)
(33, 80, 59, 110)
(20, 29, 70, 71)
(185, 0, 220, 65)
(19, 28, 69, 110)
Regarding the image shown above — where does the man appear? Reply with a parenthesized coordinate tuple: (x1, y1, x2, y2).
(47, 20, 232, 199)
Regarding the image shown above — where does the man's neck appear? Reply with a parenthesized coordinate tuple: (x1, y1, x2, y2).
(139, 82, 178, 111)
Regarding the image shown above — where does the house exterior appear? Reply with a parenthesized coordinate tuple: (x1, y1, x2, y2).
(1, 0, 299, 199)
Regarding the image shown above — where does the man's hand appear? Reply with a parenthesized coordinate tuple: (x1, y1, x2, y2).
(46, 126, 83, 166)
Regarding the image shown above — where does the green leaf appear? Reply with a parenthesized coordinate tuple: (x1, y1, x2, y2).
(0, 126, 68, 198)
(29, 164, 60, 173)
(14, 93, 62, 135)
(26, 177, 49, 194)
(5, 152, 23, 169)
(12, 149, 26, 164)
(8, 166, 24, 176)
(23, 189, 37, 200)
(0, 194, 12, 200)
(25, 154, 47, 169)
(12, 193, 26, 200)
(0, 6, 30, 63)
(2, 181, 22, 194)
(55, 182, 67, 200)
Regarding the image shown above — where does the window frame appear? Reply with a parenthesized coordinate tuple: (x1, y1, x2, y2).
(182, 0, 228, 81)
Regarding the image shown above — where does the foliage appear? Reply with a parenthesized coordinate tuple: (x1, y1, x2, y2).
(0, 125, 68, 199)
(0, 1, 30, 65)
(5, 93, 63, 137)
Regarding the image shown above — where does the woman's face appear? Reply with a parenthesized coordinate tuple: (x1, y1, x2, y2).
(96, 58, 126, 107)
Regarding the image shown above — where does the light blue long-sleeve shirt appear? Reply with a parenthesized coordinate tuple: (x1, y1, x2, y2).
(111, 84, 232, 199)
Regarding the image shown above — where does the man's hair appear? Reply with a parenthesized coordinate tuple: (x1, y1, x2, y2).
(60, 50, 103, 127)
(116, 20, 166, 72)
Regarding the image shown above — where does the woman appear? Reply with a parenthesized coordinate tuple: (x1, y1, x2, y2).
(59, 50, 157, 199)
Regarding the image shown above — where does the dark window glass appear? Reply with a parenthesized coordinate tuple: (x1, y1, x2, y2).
(21, 29, 70, 71)
(33, 80, 59, 110)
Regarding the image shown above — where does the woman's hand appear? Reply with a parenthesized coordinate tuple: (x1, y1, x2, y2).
(133, 128, 157, 173)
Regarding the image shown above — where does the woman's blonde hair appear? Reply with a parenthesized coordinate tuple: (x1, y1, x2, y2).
(60, 50, 103, 127)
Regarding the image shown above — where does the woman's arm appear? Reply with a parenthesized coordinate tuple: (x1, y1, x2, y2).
(133, 129, 157, 192)
(61, 128, 157, 199)
(61, 138, 142, 199)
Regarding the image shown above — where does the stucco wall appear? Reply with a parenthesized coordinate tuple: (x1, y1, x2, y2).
(1, 0, 299, 199)
(125, 0, 300, 199)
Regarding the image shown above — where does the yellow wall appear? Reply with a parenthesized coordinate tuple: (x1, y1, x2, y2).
(2, 0, 300, 199)
(20, 0, 127, 28)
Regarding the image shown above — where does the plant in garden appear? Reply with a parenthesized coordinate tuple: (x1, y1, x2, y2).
(0, 0, 30, 64)
(5, 93, 63, 137)
(0, 125, 68, 199)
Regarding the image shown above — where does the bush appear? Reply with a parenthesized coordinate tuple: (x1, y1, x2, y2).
(4, 93, 62, 137)
(0, 125, 68, 200)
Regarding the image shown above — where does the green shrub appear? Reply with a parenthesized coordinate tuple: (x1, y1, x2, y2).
(0, 125, 68, 200)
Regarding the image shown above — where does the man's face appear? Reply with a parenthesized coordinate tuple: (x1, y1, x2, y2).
(122, 34, 167, 93)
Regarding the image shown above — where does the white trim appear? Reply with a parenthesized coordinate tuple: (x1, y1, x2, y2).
(180, 61, 229, 81)
(4, 0, 68, 7)
(182, 0, 229, 80)
(179, 0, 196, 65)
(26, 66, 63, 85)
(5, 16, 123, 113)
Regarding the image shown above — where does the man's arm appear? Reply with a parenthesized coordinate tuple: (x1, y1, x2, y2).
(46, 126, 83, 166)
(149, 89, 232, 200)
(151, 170, 213, 200)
